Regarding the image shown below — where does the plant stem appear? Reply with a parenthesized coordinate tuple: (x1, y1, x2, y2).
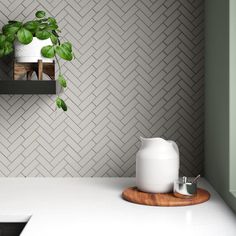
(55, 55, 61, 75)
(55, 55, 63, 94)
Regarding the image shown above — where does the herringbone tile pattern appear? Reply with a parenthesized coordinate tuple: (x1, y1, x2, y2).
(0, 0, 204, 177)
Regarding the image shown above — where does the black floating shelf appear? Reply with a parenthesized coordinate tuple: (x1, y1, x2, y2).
(0, 80, 58, 94)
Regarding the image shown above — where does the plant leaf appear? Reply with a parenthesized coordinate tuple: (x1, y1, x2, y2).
(48, 17, 57, 24)
(60, 99, 67, 111)
(2, 22, 21, 35)
(40, 18, 48, 22)
(38, 23, 48, 30)
(56, 97, 62, 108)
(41, 45, 55, 58)
(36, 11, 46, 18)
(0, 36, 13, 56)
(17, 27, 33, 44)
(8, 20, 18, 24)
(62, 42, 72, 52)
(46, 23, 58, 31)
(58, 74, 67, 88)
(4, 41, 13, 55)
(56, 97, 67, 111)
(0, 48, 4, 57)
(24, 21, 39, 32)
(55, 44, 73, 61)
(52, 30, 59, 37)
(50, 33, 58, 44)
(0, 34, 6, 47)
(36, 30, 51, 40)
(5, 33, 15, 43)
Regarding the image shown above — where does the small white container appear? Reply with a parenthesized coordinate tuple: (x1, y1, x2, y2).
(14, 37, 53, 63)
(136, 137, 179, 193)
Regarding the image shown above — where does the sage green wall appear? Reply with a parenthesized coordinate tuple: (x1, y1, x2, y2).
(230, 0, 236, 199)
(205, 0, 236, 212)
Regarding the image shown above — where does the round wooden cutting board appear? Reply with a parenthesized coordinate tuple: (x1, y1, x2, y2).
(122, 187, 210, 207)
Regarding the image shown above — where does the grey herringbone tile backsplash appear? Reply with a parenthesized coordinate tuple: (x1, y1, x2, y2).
(0, 0, 204, 177)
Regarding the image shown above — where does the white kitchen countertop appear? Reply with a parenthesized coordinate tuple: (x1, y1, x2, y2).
(0, 178, 235, 236)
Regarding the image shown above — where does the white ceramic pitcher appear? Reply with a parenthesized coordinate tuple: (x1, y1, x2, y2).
(136, 137, 179, 193)
(14, 37, 53, 63)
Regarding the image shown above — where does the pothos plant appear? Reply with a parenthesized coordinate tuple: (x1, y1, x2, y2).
(0, 10, 74, 111)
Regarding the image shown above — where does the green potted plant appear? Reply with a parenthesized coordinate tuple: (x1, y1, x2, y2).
(0, 10, 74, 111)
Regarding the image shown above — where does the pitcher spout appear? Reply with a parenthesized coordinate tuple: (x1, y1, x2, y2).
(168, 140, 179, 155)
(140, 137, 167, 147)
(140, 136, 166, 142)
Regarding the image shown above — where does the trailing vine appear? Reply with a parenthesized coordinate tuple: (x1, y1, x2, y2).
(0, 10, 74, 111)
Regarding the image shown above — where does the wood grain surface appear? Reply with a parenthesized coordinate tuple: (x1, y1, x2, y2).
(13, 60, 55, 80)
(122, 187, 210, 206)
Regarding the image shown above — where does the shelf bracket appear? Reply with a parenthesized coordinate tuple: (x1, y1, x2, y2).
(13, 60, 55, 81)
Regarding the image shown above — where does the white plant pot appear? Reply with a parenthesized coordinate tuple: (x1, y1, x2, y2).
(14, 37, 53, 63)
(136, 137, 179, 193)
